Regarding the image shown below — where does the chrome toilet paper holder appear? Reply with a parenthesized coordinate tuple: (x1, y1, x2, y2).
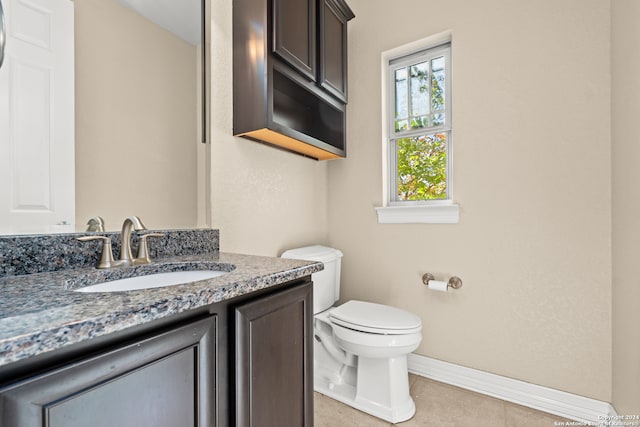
(422, 273, 463, 290)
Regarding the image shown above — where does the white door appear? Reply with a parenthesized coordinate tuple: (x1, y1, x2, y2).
(0, 0, 74, 234)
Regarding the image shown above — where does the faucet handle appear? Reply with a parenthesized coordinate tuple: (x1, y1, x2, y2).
(85, 216, 105, 232)
(77, 235, 116, 269)
(135, 233, 164, 264)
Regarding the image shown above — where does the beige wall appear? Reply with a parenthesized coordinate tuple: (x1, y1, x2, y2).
(75, 0, 198, 231)
(208, 0, 640, 406)
(68, 0, 640, 410)
(327, 0, 612, 401)
(208, 0, 330, 255)
(612, 0, 640, 415)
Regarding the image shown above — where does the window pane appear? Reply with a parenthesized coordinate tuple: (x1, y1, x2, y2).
(410, 115, 428, 129)
(395, 68, 408, 120)
(410, 62, 429, 118)
(396, 133, 447, 201)
(395, 119, 409, 132)
(431, 56, 445, 72)
(431, 68, 445, 112)
(394, 53, 447, 136)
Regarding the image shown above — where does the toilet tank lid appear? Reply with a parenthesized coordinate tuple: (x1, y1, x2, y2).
(281, 245, 343, 263)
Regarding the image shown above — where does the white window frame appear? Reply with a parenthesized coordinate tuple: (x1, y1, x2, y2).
(376, 32, 459, 224)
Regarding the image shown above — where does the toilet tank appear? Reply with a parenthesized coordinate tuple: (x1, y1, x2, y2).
(281, 245, 343, 314)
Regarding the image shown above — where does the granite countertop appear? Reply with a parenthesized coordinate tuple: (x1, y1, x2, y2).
(0, 252, 322, 367)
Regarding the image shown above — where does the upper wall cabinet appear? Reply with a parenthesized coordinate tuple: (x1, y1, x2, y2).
(233, 0, 354, 160)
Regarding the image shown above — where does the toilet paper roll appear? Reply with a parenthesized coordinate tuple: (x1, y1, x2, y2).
(427, 280, 448, 292)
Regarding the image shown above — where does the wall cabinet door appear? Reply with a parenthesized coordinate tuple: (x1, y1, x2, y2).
(235, 282, 313, 427)
(318, 0, 352, 102)
(0, 316, 216, 427)
(272, 0, 317, 81)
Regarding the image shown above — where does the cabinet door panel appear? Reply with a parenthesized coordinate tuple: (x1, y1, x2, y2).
(48, 347, 196, 427)
(273, 0, 317, 80)
(0, 316, 216, 427)
(319, 0, 350, 102)
(235, 282, 313, 427)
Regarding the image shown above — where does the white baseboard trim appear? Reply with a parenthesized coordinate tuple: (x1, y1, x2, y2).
(408, 354, 617, 425)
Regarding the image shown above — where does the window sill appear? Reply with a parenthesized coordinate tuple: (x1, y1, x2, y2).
(375, 203, 459, 224)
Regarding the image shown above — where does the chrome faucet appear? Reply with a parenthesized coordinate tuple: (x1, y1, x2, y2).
(78, 216, 164, 268)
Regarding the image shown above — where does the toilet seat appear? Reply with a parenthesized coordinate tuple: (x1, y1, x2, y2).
(329, 300, 422, 335)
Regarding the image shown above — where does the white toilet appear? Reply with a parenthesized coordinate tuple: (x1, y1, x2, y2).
(281, 245, 422, 423)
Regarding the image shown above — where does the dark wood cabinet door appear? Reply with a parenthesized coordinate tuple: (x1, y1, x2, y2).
(319, 0, 352, 102)
(235, 282, 313, 427)
(0, 316, 216, 427)
(273, 0, 317, 81)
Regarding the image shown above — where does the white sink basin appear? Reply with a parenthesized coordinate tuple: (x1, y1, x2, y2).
(75, 270, 228, 293)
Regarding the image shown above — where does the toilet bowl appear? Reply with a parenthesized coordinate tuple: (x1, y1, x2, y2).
(329, 301, 422, 358)
(281, 246, 422, 423)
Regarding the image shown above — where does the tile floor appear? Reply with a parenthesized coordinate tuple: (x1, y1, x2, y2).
(314, 374, 571, 427)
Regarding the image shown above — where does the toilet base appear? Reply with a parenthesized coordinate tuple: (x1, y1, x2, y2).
(314, 345, 416, 423)
(314, 374, 416, 423)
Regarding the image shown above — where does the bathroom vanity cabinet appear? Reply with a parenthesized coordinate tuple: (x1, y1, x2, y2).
(233, 0, 354, 160)
(0, 317, 216, 427)
(235, 280, 313, 426)
(0, 279, 313, 427)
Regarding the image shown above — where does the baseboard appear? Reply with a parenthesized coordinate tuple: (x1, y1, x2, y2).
(408, 354, 617, 424)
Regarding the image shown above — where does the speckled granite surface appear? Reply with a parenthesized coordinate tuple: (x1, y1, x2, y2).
(0, 230, 322, 367)
(0, 229, 219, 277)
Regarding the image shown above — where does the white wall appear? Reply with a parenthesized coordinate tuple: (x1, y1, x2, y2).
(612, 0, 640, 415)
(328, 0, 612, 401)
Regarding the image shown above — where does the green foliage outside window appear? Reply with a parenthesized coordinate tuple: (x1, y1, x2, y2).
(397, 133, 447, 200)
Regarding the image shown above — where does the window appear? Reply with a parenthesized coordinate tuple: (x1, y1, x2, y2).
(390, 44, 450, 201)
(377, 36, 459, 224)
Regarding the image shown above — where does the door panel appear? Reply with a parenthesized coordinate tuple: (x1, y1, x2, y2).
(0, 316, 216, 427)
(0, 0, 74, 232)
(272, 0, 316, 81)
(235, 283, 313, 427)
